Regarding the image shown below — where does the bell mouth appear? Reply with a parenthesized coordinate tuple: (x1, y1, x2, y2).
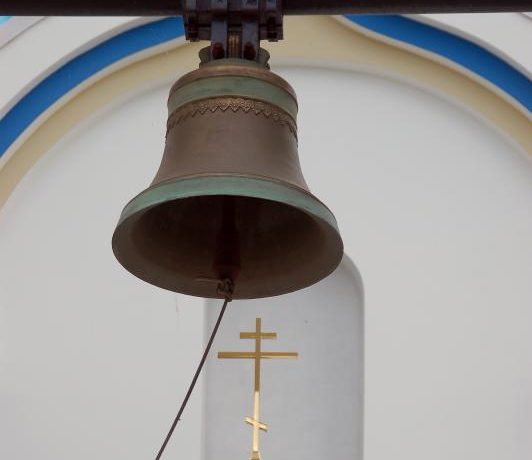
(112, 175, 343, 299)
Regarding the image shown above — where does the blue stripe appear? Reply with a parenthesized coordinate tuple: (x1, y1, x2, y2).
(0, 16, 11, 26)
(347, 15, 532, 111)
(0, 15, 530, 160)
(0, 17, 184, 156)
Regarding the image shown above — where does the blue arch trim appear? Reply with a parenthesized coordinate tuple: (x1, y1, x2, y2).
(0, 17, 184, 157)
(0, 15, 530, 161)
(348, 15, 531, 111)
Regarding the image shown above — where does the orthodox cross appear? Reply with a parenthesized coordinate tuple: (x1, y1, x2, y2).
(218, 317, 298, 460)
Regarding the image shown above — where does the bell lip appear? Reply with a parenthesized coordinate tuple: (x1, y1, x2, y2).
(115, 174, 340, 235)
(112, 174, 344, 299)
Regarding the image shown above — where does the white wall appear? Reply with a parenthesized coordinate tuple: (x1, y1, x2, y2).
(284, 65, 532, 460)
(0, 86, 205, 459)
(1, 63, 531, 460)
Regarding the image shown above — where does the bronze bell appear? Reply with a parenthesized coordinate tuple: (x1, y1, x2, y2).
(112, 54, 343, 299)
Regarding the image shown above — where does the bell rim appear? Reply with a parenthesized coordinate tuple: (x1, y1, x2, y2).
(115, 174, 340, 235)
(112, 174, 344, 299)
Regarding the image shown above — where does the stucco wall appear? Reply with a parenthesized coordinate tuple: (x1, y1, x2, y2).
(0, 14, 531, 460)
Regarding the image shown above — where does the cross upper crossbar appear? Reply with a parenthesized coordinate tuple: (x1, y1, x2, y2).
(240, 331, 277, 339)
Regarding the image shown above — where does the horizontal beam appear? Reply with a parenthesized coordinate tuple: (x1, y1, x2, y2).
(0, 0, 530, 16)
(283, 0, 532, 14)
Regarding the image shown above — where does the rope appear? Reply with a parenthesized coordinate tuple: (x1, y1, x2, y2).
(154, 280, 233, 459)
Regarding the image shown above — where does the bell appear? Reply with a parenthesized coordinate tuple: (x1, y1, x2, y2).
(112, 55, 343, 299)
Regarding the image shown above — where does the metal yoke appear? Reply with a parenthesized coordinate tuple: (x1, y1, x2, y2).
(183, 0, 283, 61)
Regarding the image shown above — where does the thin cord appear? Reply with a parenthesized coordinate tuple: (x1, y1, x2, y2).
(155, 293, 231, 460)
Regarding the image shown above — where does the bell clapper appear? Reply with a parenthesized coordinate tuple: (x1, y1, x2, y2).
(194, 276, 235, 301)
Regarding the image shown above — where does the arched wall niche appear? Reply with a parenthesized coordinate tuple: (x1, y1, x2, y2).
(0, 14, 531, 460)
(203, 255, 364, 460)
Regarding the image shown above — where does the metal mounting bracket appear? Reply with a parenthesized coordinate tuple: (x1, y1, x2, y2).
(183, 0, 283, 61)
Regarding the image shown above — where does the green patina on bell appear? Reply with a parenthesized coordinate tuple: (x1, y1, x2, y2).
(112, 55, 343, 299)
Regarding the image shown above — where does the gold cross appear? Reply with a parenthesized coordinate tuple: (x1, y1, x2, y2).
(218, 318, 298, 460)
